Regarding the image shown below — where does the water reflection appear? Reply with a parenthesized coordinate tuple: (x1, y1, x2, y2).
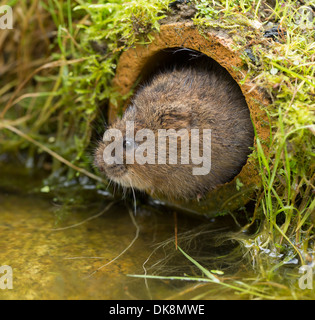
(0, 189, 242, 300)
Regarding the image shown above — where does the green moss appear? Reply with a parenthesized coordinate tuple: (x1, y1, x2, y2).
(192, 0, 315, 268)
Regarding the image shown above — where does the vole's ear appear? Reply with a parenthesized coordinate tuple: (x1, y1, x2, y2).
(156, 109, 192, 130)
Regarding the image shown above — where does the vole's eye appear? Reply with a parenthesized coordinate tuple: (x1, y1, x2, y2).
(123, 138, 135, 151)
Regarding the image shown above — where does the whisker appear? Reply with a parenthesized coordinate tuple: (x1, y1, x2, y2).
(127, 176, 137, 215)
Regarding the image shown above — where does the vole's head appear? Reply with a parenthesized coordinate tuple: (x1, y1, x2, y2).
(94, 77, 211, 200)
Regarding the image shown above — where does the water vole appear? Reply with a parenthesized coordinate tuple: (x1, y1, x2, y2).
(94, 61, 254, 200)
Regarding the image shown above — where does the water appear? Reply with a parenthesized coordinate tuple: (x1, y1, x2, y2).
(0, 163, 313, 300)
(0, 163, 231, 299)
(0, 192, 174, 299)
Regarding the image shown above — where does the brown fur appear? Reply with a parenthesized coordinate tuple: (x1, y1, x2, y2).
(95, 62, 254, 200)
